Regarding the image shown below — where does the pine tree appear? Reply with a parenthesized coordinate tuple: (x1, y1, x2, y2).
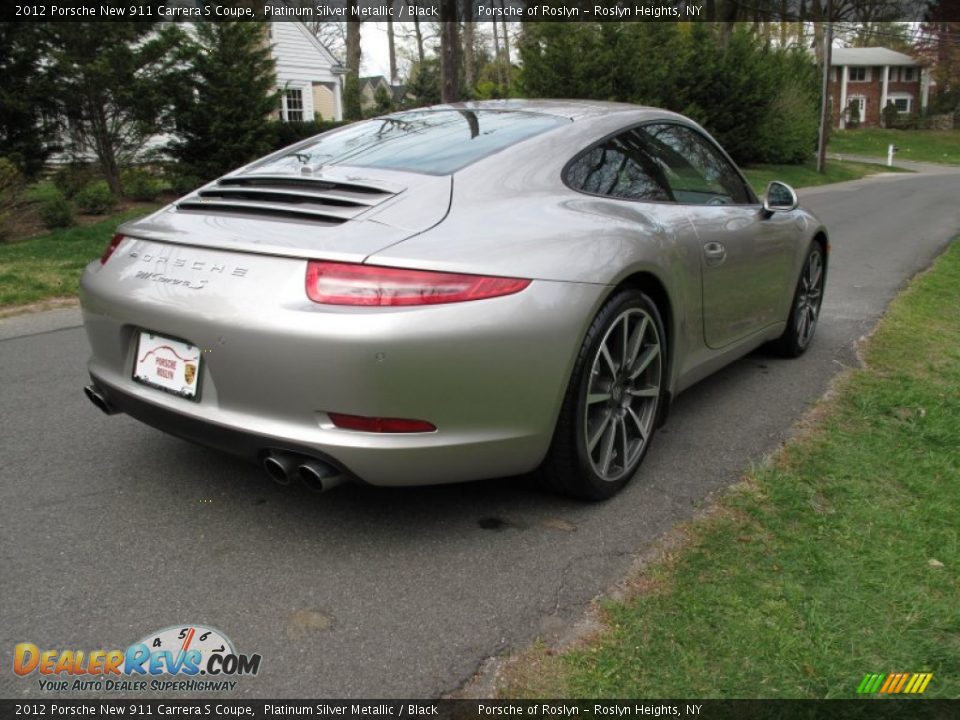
(170, 22, 279, 183)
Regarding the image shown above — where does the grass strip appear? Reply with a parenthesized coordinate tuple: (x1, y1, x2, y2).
(829, 128, 960, 165)
(503, 241, 960, 699)
(0, 208, 155, 308)
(742, 160, 906, 195)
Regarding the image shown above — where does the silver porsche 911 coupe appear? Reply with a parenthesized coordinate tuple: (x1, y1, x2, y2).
(80, 99, 827, 499)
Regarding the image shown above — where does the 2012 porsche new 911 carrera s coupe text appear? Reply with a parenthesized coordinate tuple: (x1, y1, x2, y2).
(80, 100, 828, 499)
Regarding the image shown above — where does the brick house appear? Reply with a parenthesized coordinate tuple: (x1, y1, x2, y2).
(830, 47, 930, 129)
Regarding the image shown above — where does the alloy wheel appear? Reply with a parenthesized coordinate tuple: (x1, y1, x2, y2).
(582, 308, 662, 483)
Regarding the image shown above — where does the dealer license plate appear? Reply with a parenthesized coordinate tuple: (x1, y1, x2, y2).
(133, 331, 202, 400)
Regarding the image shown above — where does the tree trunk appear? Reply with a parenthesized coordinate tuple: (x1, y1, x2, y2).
(90, 100, 121, 195)
(387, 14, 397, 85)
(492, 10, 504, 89)
(500, 14, 510, 92)
(345, 17, 363, 119)
(411, 8, 425, 64)
(462, 21, 475, 97)
(439, 13, 460, 102)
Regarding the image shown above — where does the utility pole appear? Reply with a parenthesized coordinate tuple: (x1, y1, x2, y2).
(816, 1, 833, 174)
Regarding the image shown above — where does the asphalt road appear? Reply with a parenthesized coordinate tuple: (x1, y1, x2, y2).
(3, 164, 960, 700)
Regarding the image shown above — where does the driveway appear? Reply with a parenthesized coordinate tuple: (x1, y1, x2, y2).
(2, 164, 959, 698)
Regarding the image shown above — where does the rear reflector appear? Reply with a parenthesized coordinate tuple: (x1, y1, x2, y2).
(328, 412, 436, 433)
(306, 261, 530, 306)
(100, 233, 124, 265)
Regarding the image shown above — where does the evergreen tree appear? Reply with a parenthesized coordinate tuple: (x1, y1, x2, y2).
(0, 23, 58, 176)
(170, 22, 279, 183)
(46, 19, 180, 193)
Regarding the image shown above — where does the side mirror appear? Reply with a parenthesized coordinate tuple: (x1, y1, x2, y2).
(762, 181, 798, 215)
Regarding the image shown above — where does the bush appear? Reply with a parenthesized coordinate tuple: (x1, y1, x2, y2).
(52, 162, 98, 199)
(121, 167, 164, 202)
(38, 193, 74, 229)
(266, 119, 348, 153)
(167, 172, 204, 196)
(0, 157, 26, 241)
(519, 23, 821, 166)
(25, 180, 62, 203)
(75, 180, 117, 215)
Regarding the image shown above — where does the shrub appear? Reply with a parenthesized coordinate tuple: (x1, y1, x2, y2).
(38, 193, 74, 229)
(75, 180, 117, 215)
(266, 119, 348, 153)
(0, 157, 26, 241)
(167, 172, 204, 197)
(121, 167, 164, 202)
(25, 180, 62, 203)
(882, 101, 900, 129)
(52, 162, 98, 198)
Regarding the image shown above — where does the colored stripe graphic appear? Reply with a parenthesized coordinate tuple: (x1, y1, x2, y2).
(880, 674, 896, 693)
(861, 672, 934, 694)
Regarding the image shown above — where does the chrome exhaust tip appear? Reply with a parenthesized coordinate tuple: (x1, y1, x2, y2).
(84, 385, 118, 415)
(298, 460, 345, 493)
(263, 452, 298, 486)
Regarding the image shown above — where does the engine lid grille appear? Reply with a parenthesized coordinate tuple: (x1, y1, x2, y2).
(176, 174, 399, 224)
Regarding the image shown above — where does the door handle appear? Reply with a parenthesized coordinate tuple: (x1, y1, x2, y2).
(703, 241, 726, 265)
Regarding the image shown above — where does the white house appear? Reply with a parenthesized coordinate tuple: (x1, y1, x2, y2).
(270, 22, 344, 123)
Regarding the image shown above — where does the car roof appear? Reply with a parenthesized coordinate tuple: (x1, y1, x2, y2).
(423, 98, 657, 122)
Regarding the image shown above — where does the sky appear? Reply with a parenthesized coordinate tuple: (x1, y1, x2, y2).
(360, 23, 395, 79)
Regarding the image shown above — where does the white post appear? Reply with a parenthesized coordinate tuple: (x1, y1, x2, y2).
(887, 144, 895, 166)
(839, 66, 849, 130)
(881, 65, 889, 124)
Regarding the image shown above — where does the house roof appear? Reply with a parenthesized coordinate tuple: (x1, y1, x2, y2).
(831, 47, 919, 67)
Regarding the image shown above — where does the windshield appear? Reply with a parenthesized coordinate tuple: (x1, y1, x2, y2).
(252, 110, 571, 176)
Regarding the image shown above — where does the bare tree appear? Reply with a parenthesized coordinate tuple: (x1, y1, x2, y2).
(344, 13, 363, 119)
(439, 1, 460, 102)
(462, 21, 476, 96)
(491, 10, 504, 88)
(500, 15, 511, 92)
(387, 6, 398, 84)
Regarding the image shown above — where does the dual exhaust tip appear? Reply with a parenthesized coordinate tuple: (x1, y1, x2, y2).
(84, 385, 343, 493)
(263, 452, 344, 493)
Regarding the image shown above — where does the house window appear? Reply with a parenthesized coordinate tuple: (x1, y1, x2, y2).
(849, 67, 867, 82)
(893, 97, 912, 113)
(902, 67, 915, 82)
(283, 89, 303, 122)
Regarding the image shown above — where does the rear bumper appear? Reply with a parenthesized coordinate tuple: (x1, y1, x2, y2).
(79, 245, 607, 486)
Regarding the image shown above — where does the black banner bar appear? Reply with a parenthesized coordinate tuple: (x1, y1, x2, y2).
(4, 0, 960, 23)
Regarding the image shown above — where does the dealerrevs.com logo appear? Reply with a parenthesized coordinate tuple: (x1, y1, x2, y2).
(14, 625, 261, 693)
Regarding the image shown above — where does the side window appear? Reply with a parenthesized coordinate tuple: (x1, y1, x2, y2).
(638, 124, 752, 206)
(565, 130, 674, 202)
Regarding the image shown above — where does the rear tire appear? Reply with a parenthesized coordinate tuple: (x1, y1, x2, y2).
(771, 242, 825, 358)
(539, 289, 666, 500)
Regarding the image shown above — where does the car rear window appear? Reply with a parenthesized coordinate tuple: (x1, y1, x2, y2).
(254, 110, 570, 176)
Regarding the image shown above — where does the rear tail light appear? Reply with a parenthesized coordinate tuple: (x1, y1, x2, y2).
(328, 412, 436, 433)
(305, 261, 530, 306)
(100, 233, 124, 265)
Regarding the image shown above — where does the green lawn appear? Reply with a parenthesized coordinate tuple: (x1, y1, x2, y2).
(742, 160, 905, 195)
(830, 128, 960, 165)
(503, 241, 960, 699)
(0, 207, 155, 308)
